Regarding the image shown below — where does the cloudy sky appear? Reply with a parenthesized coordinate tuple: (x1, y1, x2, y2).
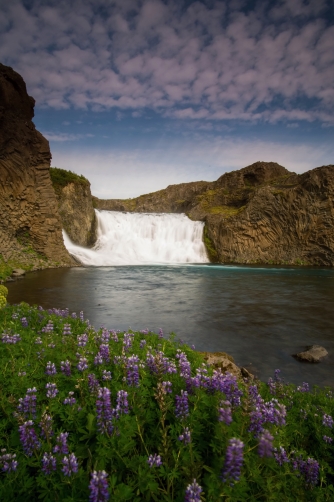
(1, 0, 333, 198)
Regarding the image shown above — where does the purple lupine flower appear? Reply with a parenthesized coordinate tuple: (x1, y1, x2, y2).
(0, 451, 18, 473)
(147, 454, 162, 467)
(297, 382, 310, 393)
(184, 479, 202, 502)
(77, 334, 88, 347)
(126, 355, 140, 387)
(77, 356, 89, 371)
(88, 373, 101, 394)
(46, 382, 58, 398)
(2, 333, 21, 344)
(323, 435, 333, 443)
(63, 391, 76, 405)
(94, 353, 104, 365)
(189, 366, 210, 390)
(71, 312, 77, 319)
(323, 414, 333, 428)
(176, 350, 192, 382)
(79, 311, 84, 321)
(53, 432, 69, 455)
(39, 413, 53, 439)
(100, 330, 110, 344)
(21, 317, 28, 327)
(63, 324, 71, 335)
(258, 430, 274, 458)
(96, 387, 114, 435)
(60, 360, 71, 376)
(12, 312, 19, 319)
(99, 344, 110, 363)
(35, 337, 43, 345)
(175, 390, 189, 420)
(248, 387, 286, 436)
(17, 387, 37, 418)
(147, 350, 177, 375)
(218, 400, 232, 425)
(210, 370, 243, 407)
(42, 320, 54, 333)
(115, 390, 129, 417)
(123, 333, 134, 351)
(45, 361, 57, 375)
(41, 452, 57, 474)
(161, 381, 172, 394)
(139, 339, 147, 349)
(158, 328, 164, 338)
(296, 457, 319, 486)
(19, 420, 41, 456)
(273, 446, 290, 465)
(221, 438, 244, 486)
(102, 370, 112, 381)
(178, 427, 191, 444)
(89, 470, 110, 502)
(61, 453, 78, 476)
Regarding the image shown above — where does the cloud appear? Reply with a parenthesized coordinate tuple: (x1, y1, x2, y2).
(0, 0, 333, 124)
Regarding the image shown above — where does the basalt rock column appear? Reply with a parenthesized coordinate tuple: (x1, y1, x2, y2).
(0, 63, 74, 271)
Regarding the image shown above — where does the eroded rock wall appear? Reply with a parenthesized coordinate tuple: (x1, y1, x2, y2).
(54, 179, 97, 247)
(0, 63, 74, 274)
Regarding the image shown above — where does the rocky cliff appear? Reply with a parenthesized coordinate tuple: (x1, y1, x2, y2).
(94, 161, 334, 266)
(50, 168, 97, 247)
(0, 63, 74, 280)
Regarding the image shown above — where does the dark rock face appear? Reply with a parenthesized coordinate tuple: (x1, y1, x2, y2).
(53, 179, 97, 247)
(94, 161, 334, 266)
(0, 63, 73, 273)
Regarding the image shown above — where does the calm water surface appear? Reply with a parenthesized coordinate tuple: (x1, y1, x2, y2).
(6, 264, 334, 387)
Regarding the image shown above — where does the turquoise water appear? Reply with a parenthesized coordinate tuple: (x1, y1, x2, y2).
(6, 264, 334, 387)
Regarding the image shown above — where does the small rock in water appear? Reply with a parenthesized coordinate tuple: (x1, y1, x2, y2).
(294, 345, 328, 363)
(11, 268, 25, 277)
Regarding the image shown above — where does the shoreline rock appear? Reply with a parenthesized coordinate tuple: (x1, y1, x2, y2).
(293, 345, 328, 363)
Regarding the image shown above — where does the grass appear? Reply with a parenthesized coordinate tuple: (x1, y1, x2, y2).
(50, 168, 90, 195)
(0, 301, 333, 501)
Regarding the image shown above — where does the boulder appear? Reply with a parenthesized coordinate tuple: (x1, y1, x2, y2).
(199, 351, 242, 378)
(11, 268, 25, 277)
(294, 345, 328, 363)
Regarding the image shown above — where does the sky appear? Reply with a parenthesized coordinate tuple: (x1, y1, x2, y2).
(1, 0, 333, 199)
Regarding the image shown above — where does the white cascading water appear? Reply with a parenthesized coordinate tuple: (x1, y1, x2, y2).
(63, 210, 209, 266)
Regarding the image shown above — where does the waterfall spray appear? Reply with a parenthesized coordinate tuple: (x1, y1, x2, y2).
(63, 210, 209, 266)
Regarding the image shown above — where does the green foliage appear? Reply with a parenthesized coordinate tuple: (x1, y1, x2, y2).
(0, 303, 333, 501)
(0, 285, 8, 298)
(0, 295, 6, 309)
(50, 167, 89, 191)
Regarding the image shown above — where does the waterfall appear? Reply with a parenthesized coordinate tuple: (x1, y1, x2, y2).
(63, 210, 209, 266)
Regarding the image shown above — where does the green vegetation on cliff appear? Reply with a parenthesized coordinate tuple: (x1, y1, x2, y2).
(50, 167, 89, 195)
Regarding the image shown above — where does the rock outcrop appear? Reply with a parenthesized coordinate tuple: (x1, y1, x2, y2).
(94, 161, 334, 267)
(51, 168, 97, 247)
(294, 345, 328, 363)
(0, 63, 74, 279)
